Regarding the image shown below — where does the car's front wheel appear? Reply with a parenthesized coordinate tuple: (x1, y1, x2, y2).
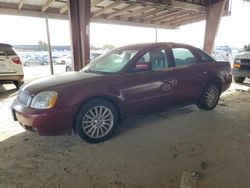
(74, 98, 118, 143)
(197, 82, 221, 110)
(234, 76, 245, 83)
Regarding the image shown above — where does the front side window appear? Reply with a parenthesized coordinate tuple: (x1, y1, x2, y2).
(134, 48, 168, 71)
(172, 48, 197, 67)
(83, 49, 138, 73)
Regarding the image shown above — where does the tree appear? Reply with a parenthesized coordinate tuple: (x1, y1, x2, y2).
(38, 40, 48, 51)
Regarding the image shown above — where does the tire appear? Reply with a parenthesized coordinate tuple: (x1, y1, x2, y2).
(66, 66, 71, 72)
(13, 81, 24, 89)
(197, 82, 221, 110)
(234, 76, 245, 83)
(74, 98, 118, 143)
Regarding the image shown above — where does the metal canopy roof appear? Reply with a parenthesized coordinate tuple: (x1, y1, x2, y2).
(0, 0, 230, 28)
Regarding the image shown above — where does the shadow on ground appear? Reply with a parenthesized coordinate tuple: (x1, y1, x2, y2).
(1, 83, 250, 188)
(0, 84, 18, 102)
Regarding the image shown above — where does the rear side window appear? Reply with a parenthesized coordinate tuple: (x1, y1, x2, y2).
(197, 50, 214, 62)
(172, 48, 197, 67)
(0, 46, 17, 56)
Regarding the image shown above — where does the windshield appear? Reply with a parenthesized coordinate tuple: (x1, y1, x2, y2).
(83, 49, 139, 73)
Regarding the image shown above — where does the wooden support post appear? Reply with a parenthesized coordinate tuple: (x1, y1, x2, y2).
(203, 0, 226, 55)
(68, 0, 90, 71)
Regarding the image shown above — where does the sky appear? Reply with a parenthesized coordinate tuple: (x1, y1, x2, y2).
(0, 0, 249, 49)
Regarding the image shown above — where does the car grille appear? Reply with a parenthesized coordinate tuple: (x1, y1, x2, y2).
(17, 90, 32, 107)
(240, 59, 250, 70)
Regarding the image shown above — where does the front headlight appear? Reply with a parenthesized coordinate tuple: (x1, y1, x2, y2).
(234, 58, 241, 64)
(30, 91, 58, 109)
(233, 59, 241, 68)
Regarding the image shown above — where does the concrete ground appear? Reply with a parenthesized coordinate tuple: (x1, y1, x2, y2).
(0, 76, 250, 188)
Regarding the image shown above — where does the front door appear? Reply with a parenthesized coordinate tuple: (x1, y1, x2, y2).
(123, 47, 178, 116)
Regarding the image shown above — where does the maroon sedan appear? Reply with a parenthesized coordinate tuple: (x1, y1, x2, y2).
(11, 43, 232, 143)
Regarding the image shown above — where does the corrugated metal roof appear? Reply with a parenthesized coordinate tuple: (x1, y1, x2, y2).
(0, 0, 230, 28)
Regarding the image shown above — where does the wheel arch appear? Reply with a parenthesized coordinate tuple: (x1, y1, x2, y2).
(203, 76, 223, 93)
(198, 76, 223, 103)
(72, 95, 124, 133)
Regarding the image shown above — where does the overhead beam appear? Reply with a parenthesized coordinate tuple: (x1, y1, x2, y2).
(60, 5, 68, 14)
(18, 0, 25, 10)
(203, 0, 225, 54)
(106, 3, 135, 19)
(92, 18, 177, 29)
(170, 0, 207, 12)
(130, 7, 159, 21)
(153, 11, 190, 24)
(92, 0, 103, 7)
(121, 6, 154, 20)
(42, 0, 55, 12)
(93, 0, 124, 18)
(142, 9, 172, 22)
(0, 7, 68, 19)
(169, 13, 204, 25)
(172, 15, 206, 27)
(148, 10, 182, 23)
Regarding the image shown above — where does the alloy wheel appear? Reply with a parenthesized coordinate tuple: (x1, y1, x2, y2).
(81, 106, 114, 139)
(204, 85, 219, 108)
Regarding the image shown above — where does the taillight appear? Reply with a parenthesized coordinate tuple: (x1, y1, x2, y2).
(12, 57, 22, 65)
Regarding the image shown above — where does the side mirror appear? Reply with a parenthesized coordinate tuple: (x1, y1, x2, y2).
(131, 62, 152, 72)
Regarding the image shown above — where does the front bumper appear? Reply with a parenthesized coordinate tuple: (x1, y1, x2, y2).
(11, 99, 73, 136)
(231, 68, 250, 77)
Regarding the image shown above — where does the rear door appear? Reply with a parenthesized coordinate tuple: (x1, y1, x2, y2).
(169, 45, 205, 105)
(123, 46, 178, 116)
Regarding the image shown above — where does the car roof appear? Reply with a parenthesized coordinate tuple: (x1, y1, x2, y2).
(0, 43, 12, 47)
(115, 42, 198, 51)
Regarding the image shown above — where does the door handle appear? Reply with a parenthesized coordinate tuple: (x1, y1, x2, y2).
(166, 78, 177, 86)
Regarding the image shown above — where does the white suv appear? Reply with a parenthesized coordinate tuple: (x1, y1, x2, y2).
(0, 43, 24, 89)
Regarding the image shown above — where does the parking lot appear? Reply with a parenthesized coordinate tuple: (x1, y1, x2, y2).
(1, 65, 250, 188)
(22, 64, 67, 82)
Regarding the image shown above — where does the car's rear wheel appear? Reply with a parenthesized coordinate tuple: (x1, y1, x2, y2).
(13, 81, 24, 89)
(234, 76, 245, 83)
(197, 82, 221, 110)
(75, 98, 118, 143)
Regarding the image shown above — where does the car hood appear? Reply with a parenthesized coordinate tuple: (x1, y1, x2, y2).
(21, 71, 104, 95)
(235, 51, 250, 59)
